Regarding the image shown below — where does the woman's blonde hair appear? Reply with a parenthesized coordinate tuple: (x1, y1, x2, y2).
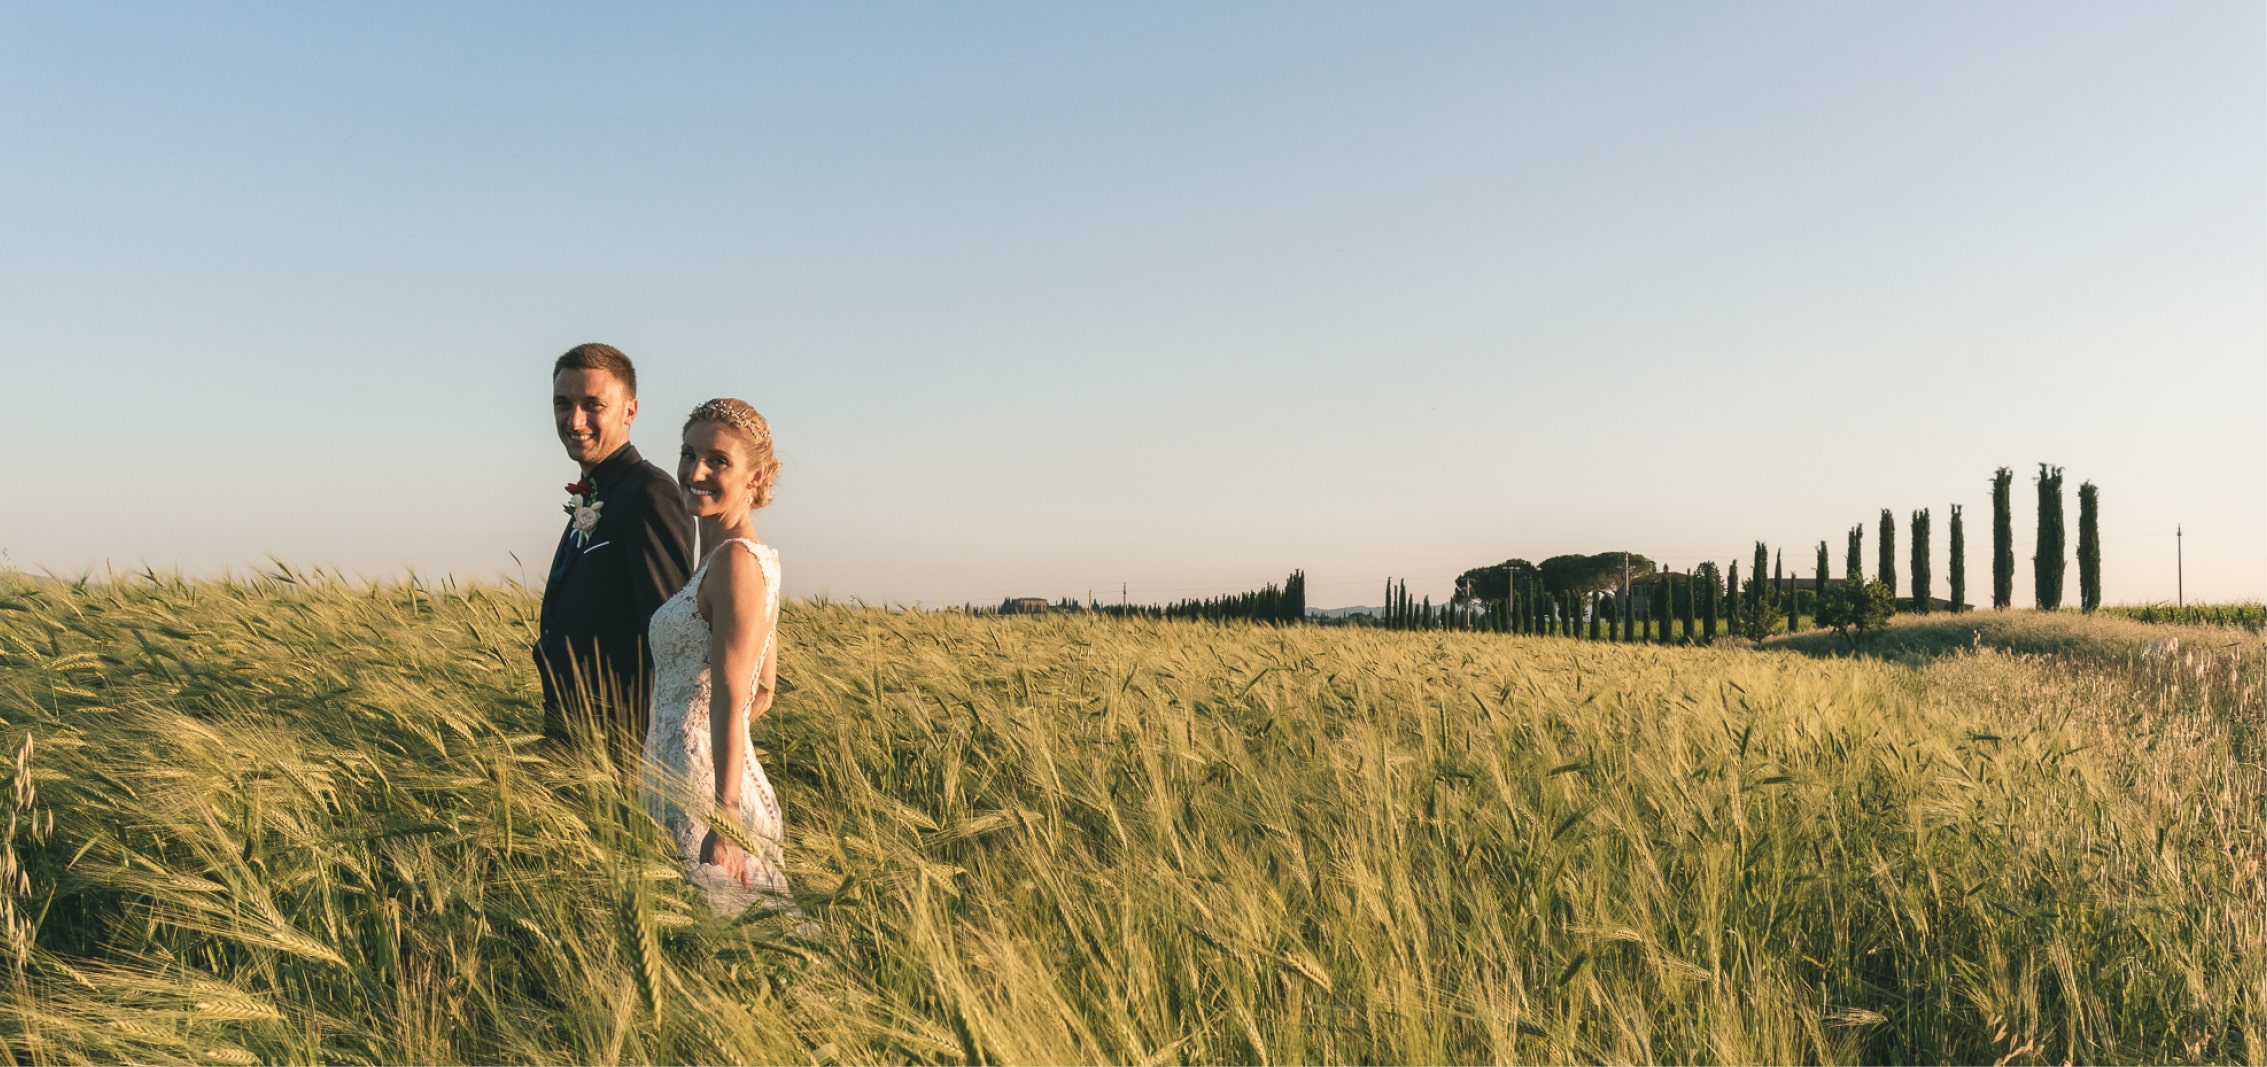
(684, 398, 779, 510)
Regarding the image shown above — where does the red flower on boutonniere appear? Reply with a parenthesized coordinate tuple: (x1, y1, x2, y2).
(563, 481, 604, 546)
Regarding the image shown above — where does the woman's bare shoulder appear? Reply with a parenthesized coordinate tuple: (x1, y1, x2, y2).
(704, 541, 771, 613)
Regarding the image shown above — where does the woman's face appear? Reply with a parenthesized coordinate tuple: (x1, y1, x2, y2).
(679, 421, 756, 519)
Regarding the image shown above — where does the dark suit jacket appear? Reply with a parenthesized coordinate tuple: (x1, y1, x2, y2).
(534, 443, 696, 746)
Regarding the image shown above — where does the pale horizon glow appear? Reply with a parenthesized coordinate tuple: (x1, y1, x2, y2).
(3, 3, 2261, 609)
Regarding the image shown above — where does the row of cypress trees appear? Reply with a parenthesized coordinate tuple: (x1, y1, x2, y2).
(1990, 464, 2100, 612)
(1081, 570, 1306, 623)
(1154, 569, 1305, 623)
(1843, 464, 2101, 616)
(1385, 464, 2104, 640)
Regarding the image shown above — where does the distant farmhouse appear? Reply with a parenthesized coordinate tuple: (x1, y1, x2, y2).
(1000, 597, 1053, 615)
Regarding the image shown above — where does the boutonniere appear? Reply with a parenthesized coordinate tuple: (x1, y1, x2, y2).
(563, 480, 604, 546)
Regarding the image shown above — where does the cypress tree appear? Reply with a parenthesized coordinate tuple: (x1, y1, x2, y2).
(1948, 504, 1966, 613)
(1847, 525, 1864, 581)
(1749, 543, 1769, 616)
(1703, 563, 1720, 641)
(1682, 568, 1698, 643)
(1664, 574, 1677, 643)
(1911, 508, 1931, 614)
(1726, 560, 1741, 635)
(1814, 541, 1828, 626)
(1878, 510, 1897, 602)
(1588, 591, 1600, 640)
(1992, 466, 2014, 609)
(2078, 481, 2101, 613)
(1772, 550, 1784, 629)
(2035, 463, 2066, 611)
(1659, 575, 1677, 643)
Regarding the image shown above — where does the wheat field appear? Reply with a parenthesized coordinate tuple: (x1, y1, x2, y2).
(0, 568, 2261, 1064)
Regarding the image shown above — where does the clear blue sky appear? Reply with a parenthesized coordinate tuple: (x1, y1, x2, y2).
(4, 3, 2260, 607)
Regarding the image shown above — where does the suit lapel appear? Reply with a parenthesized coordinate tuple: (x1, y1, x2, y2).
(554, 444, 642, 579)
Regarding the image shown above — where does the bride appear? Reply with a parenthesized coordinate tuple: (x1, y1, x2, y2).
(642, 397, 790, 911)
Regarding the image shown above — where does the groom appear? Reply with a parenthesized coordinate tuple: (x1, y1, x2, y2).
(535, 343, 696, 754)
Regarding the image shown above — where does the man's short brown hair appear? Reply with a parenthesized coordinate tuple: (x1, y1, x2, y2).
(554, 343, 638, 397)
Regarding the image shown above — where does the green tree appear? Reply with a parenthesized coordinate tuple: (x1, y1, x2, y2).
(1701, 562, 1720, 642)
(1813, 542, 1828, 627)
(1910, 508, 1931, 615)
(1992, 466, 2014, 609)
(1733, 576, 1783, 640)
(2035, 463, 2066, 611)
(1877, 509, 1897, 599)
(1846, 525, 1864, 581)
(1749, 543, 1769, 617)
(1681, 567, 1697, 644)
(1817, 578, 1896, 649)
(1948, 504, 1966, 613)
(1662, 575, 1676, 643)
(2077, 481, 2101, 613)
(1725, 560, 1741, 635)
(1771, 550, 1785, 629)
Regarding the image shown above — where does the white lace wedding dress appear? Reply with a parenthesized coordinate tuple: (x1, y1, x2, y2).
(642, 537, 790, 914)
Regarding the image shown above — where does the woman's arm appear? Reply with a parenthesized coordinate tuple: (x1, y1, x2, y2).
(698, 545, 773, 815)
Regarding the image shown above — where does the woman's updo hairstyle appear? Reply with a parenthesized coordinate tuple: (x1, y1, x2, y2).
(684, 398, 779, 510)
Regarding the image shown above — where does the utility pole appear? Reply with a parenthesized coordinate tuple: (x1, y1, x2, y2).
(2176, 526, 2183, 608)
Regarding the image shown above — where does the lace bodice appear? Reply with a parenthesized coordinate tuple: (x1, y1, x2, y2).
(648, 538, 780, 715)
(642, 537, 788, 911)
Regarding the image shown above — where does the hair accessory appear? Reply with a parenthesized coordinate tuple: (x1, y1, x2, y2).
(688, 399, 769, 446)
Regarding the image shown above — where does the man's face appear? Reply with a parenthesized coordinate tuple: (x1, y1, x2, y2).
(553, 368, 638, 469)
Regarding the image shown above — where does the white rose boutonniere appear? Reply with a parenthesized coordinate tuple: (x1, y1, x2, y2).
(563, 480, 605, 546)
